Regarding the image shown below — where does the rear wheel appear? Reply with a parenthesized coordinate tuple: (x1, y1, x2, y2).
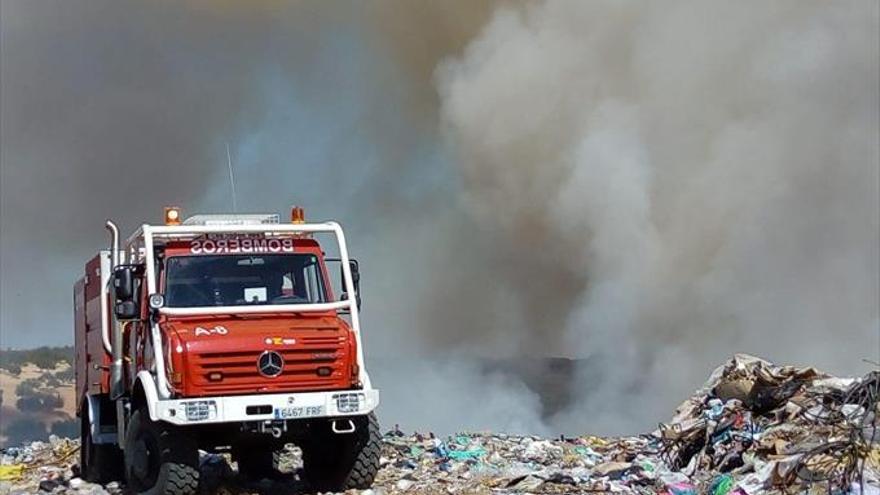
(301, 413, 381, 492)
(123, 409, 199, 495)
(79, 409, 123, 484)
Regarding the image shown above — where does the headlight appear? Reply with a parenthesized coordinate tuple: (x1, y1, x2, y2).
(334, 393, 365, 413)
(184, 400, 217, 421)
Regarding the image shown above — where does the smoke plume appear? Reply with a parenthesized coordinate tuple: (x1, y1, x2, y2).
(1, 0, 877, 435)
(0, 0, 495, 349)
(435, 0, 879, 433)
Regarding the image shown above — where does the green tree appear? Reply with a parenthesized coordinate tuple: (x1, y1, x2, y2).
(15, 379, 41, 397)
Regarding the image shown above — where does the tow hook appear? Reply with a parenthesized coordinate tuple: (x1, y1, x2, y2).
(331, 419, 356, 434)
(256, 421, 286, 438)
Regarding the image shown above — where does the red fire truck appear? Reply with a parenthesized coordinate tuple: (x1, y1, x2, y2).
(74, 207, 380, 494)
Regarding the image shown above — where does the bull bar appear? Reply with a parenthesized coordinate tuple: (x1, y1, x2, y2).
(154, 389, 380, 426)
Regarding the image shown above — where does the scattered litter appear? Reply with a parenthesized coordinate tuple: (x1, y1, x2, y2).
(0, 464, 24, 481)
(709, 473, 734, 495)
(1, 355, 876, 494)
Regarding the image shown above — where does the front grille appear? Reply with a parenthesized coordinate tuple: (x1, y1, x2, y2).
(187, 335, 349, 396)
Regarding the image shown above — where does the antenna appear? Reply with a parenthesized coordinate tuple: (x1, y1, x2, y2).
(225, 141, 238, 213)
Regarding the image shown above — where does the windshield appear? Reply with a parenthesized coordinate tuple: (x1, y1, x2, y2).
(164, 254, 328, 307)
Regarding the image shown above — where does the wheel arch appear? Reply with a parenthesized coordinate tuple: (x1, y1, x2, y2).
(82, 394, 118, 445)
(133, 371, 160, 421)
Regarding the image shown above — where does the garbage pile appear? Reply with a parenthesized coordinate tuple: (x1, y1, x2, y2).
(376, 355, 878, 494)
(0, 436, 118, 495)
(655, 354, 878, 495)
(0, 354, 876, 494)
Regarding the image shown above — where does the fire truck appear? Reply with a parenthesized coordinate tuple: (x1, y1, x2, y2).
(74, 207, 380, 494)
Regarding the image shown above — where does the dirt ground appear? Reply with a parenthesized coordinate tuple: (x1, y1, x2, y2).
(0, 363, 76, 445)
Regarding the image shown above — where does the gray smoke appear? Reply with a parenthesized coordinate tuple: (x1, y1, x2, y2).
(0, 0, 494, 348)
(1, 0, 543, 435)
(436, 0, 879, 433)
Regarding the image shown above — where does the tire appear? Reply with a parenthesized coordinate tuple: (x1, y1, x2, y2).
(79, 409, 123, 484)
(301, 413, 381, 492)
(123, 409, 199, 495)
(233, 445, 277, 480)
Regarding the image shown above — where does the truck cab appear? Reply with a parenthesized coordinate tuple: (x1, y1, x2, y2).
(74, 208, 380, 494)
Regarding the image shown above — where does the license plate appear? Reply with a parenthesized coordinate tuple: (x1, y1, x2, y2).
(274, 406, 324, 419)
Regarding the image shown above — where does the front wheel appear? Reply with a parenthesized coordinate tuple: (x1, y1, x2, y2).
(301, 413, 381, 492)
(123, 409, 199, 495)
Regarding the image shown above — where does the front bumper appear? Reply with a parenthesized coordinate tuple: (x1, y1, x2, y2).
(154, 389, 379, 426)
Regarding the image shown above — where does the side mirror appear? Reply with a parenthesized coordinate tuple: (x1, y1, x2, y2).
(112, 265, 142, 320)
(340, 259, 362, 311)
(113, 266, 135, 301)
(349, 259, 360, 285)
(115, 300, 139, 320)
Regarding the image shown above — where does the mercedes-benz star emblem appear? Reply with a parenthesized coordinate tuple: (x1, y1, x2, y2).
(257, 351, 284, 378)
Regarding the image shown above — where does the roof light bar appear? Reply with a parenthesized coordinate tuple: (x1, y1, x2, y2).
(181, 214, 280, 226)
